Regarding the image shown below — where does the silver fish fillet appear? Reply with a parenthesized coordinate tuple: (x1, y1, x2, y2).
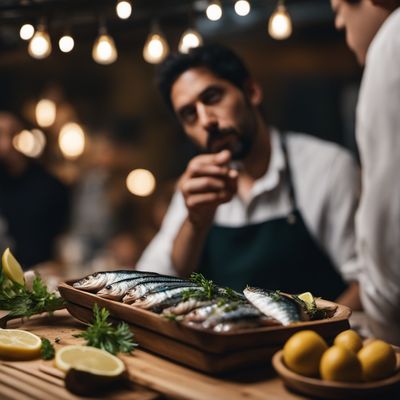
(162, 299, 214, 316)
(183, 303, 220, 322)
(243, 287, 301, 325)
(72, 270, 158, 291)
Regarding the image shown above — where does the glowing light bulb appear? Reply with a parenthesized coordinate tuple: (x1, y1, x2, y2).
(179, 29, 203, 54)
(268, 4, 292, 40)
(58, 122, 85, 159)
(143, 32, 169, 64)
(13, 129, 46, 158)
(92, 33, 118, 65)
(116, 1, 132, 19)
(59, 35, 74, 53)
(234, 0, 251, 17)
(28, 29, 52, 59)
(126, 169, 156, 197)
(206, 2, 222, 21)
(36, 99, 56, 127)
(20, 24, 34, 40)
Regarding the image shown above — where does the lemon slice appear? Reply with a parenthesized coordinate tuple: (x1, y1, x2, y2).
(55, 345, 125, 376)
(298, 291, 314, 305)
(1, 248, 25, 285)
(0, 329, 42, 360)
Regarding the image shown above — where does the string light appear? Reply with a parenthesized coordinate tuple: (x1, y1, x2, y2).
(178, 28, 203, 54)
(35, 98, 56, 127)
(58, 122, 85, 159)
(28, 24, 52, 59)
(143, 23, 169, 64)
(234, 0, 251, 17)
(92, 26, 118, 65)
(19, 23, 35, 40)
(116, 1, 132, 19)
(59, 34, 75, 53)
(126, 169, 156, 197)
(268, 1, 292, 40)
(206, 1, 222, 21)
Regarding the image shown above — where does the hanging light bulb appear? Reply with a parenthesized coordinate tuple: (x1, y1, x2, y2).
(268, 1, 292, 40)
(36, 98, 56, 127)
(59, 34, 74, 53)
(179, 28, 203, 54)
(206, 1, 222, 21)
(92, 26, 118, 65)
(234, 0, 251, 17)
(28, 24, 52, 59)
(58, 122, 85, 159)
(116, 1, 132, 19)
(20, 23, 35, 40)
(143, 24, 169, 64)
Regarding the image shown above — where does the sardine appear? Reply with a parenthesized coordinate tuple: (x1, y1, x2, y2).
(213, 319, 262, 332)
(122, 279, 193, 303)
(133, 286, 203, 312)
(243, 287, 301, 325)
(97, 275, 187, 300)
(72, 270, 158, 291)
(162, 299, 214, 316)
(201, 304, 261, 329)
(183, 303, 220, 322)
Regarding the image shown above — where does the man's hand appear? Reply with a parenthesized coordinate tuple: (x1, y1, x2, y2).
(178, 150, 238, 229)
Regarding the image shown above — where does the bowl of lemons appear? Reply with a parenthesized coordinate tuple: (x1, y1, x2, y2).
(272, 329, 400, 399)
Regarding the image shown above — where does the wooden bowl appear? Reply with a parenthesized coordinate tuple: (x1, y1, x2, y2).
(272, 350, 400, 399)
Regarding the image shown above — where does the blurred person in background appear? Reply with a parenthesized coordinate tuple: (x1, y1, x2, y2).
(0, 111, 70, 268)
(332, 0, 400, 343)
(137, 44, 361, 307)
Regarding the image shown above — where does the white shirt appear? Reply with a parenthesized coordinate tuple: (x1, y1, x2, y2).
(138, 129, 360, 283)
(356, 8, 400, 343)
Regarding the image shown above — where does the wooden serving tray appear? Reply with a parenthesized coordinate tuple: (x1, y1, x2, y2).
(59, 281, 351, 374)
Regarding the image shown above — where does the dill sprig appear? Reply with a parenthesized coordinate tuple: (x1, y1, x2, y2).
(189, 273, 218, 299)
(0, 272, 65, 318)
(74, 304, 138, 355)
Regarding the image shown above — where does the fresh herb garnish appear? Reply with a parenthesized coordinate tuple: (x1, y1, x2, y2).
(0, 274, 65, 318)
(41, 338, 55, 360)
(189, 273, 218, 299)
(270, 290, 282, 302)
(74, 304, 138, 355)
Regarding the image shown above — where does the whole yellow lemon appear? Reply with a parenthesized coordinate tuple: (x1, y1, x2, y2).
(320, 345, 363, 382)
(334, 329, 363, 353)
(283, 330, 328, 377)
(358, 340, 397, 382)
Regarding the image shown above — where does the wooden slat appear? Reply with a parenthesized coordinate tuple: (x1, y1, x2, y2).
(0, 382, 33, 400)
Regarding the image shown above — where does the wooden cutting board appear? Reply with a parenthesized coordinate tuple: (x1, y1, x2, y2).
(1, 310, 310, 400)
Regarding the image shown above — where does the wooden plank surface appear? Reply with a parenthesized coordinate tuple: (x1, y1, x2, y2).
(1, 310, 308, 400)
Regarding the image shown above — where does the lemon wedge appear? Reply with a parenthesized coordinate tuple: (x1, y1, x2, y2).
(0, 329, 42, 360)
(1, 248, 25, 285)
(298, 292, 314, 305)
(55, 345, 125, 376)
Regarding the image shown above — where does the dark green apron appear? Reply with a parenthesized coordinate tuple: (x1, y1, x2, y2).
(198, 133, 347, 300)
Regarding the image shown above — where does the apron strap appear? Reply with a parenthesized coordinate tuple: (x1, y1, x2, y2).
(279, 132, 298, 224)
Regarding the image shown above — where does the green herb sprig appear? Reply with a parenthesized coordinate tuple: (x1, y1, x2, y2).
(41, 338, 55, 360)
(0, 273, 65, 318)
(74, 304, 138, 355)
(188, 273, 218, 299)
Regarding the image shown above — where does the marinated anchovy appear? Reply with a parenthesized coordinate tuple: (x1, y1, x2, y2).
(243, 287, 301, 325)
(98, 275, 188, 301)
(133, 286, 203, 311)
(122, 279, 194, 303)
(72, 270, 158, 291)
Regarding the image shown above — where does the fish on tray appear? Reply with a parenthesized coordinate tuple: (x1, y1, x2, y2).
(71, 270, 331, 332)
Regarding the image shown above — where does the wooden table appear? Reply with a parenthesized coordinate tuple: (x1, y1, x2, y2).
(0, 310, 308, 400)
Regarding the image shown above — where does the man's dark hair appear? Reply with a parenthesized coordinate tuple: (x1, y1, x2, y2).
(156, 44, 251, 111)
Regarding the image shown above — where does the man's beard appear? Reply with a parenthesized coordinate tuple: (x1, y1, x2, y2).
(206, 125, 254, 160)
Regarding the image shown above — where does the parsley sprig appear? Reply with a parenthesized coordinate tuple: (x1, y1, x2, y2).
(41, 338, 55, 360)
(0, 272, 65, 318)
(74, 304, 138, 355)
